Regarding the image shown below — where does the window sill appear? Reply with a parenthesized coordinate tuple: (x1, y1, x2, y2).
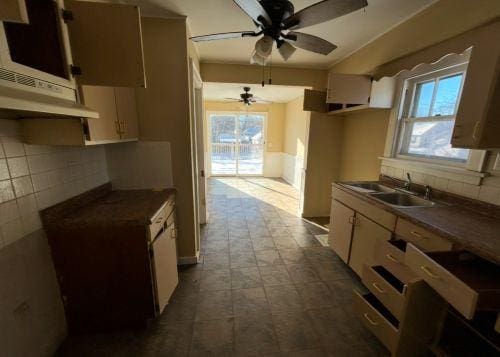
(379, 157, 488, 186)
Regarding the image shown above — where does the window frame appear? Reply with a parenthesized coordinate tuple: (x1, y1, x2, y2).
(396, 63, 469, 167)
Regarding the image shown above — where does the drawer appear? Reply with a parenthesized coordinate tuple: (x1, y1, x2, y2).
(375, 239, 418, 284)
(405, 244, 500, 320)
(149, 200, 175, 240)
(353, 290, 399, 352)
(362, 265, 406, 320)
(332, 187, 397, 230)
(395, 218, 454, 252)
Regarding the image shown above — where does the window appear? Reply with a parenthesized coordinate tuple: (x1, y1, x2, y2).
(397, 64, 470, 165)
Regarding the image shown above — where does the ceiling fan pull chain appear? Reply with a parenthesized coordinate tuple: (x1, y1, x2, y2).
(261, 63, 265, 87)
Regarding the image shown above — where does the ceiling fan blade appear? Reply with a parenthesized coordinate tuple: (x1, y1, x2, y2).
(254, 98, 272, 104)
(285, 32, 337, 55)
(224, 98, 243, 101)
(283, 0, 368, 30)
(190, 31, 257, 42)
(233, 0, 272, 27)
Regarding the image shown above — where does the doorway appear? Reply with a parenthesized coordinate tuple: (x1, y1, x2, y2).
(208, 112, 266, 176)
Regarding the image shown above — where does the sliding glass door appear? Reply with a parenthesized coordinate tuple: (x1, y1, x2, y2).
(209, 112, 265, 176)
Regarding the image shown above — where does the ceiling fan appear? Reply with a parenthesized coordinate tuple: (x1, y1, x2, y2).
(190, 0, 368, 65)
(225, 87, 272, 105)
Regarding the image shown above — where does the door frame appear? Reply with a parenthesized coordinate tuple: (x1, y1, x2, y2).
(206, 110, 268, 177)
(188, 59, 204, 257)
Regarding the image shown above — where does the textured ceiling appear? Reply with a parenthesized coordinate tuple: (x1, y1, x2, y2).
(117, 0, 437, 68)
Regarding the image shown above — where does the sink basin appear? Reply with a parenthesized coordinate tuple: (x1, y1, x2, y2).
(342, 182, 395, 193)
(370, 192, 436, 208)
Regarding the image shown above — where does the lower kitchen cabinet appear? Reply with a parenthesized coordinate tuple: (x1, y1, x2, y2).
(328, 198, 355, 263)
(328, 194, 391, 273)
(349, 214, 391, 276)
(151, 209, 179, 313)
(41, 186, 178, 333)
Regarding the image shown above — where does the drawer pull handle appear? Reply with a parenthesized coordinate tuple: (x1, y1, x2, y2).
(364, 313, 378, 326)
(156, 216, 164, 224)
(410, 231, 426, 238)
(372, 282, 386, 294)
(420, 265, 439, 279)
(386, 254, 399, 263)
(171, 228, 177, 239)
(348, 216, 356, 225)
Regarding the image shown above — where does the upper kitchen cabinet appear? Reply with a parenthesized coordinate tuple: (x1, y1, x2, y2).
(304, 73, 396, 114)
(64, 0, 146, 87)
(114, 87, 139, 140)
(0, 0, 28, 23)
(22, 85, 139, 146)
(327, 73, 396, 114)
(327, 73, 372, 105)
(451, 23, 500, 149)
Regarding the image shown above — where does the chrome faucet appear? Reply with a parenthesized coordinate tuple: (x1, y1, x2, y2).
(404, 173, 412, 191)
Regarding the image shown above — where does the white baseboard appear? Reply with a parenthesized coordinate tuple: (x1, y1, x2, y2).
(178, 253, 200, 265)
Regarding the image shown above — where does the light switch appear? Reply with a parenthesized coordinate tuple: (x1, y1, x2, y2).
(494, 153, 500, 171)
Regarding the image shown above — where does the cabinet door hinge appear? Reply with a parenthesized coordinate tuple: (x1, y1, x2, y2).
(61, 9, 74, 23)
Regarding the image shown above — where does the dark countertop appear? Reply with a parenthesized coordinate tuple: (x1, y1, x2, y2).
(332, 182, 500, 265)
(41, 183, 176, 228)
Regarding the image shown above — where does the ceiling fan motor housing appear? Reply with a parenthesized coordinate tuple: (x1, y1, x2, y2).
(258, 0, 295, 39)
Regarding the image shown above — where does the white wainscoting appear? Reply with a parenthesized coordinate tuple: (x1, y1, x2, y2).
(263, 152, 284, 178)
(282, 153, 304, 189)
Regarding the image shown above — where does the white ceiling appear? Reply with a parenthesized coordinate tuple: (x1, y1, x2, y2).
(119, 0, 437, 68)
(204, 82, 309, 103)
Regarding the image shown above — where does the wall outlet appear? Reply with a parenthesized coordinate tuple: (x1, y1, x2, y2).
(494, 153, 500, 171)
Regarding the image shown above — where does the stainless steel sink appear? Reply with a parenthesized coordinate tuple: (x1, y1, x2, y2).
(370, 192, 436, 208)
(342, 182, 395, 193)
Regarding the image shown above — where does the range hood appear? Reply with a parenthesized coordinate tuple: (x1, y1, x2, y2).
(0, 85, 99, 119)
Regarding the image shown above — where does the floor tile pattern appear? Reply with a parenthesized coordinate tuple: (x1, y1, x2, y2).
(57, 178, 388, 356)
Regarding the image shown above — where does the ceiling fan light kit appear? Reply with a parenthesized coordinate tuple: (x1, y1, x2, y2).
(278, 41, 296, 61)
(190, 0, 368, 65)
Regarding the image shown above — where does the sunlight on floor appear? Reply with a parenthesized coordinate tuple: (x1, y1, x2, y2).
(208, 177, 300, 216)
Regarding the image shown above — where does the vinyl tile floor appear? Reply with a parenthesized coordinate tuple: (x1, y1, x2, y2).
(57, 177, 389, 357)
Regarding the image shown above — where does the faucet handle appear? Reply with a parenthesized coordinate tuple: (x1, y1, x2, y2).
(424, 185, 432, 199)
(406, 172, 411, 181)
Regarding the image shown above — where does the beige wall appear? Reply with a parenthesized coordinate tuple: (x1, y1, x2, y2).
(337, 110, 390, 181)
(283, 96, 309, 158)
(135, 17, 197, 258)
(203, 101, 285, 153)
(302, 113, 344, 217)
(331, 0, 500, 75)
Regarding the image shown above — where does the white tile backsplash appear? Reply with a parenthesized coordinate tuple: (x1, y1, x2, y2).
(381, 149, 500, 206)
(2, 136, 26, 157)
(0, 119, 109, 249)
(0, 159, 9, 180)
(7, 157, 29, 178)
(106, 141, 173, 190)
